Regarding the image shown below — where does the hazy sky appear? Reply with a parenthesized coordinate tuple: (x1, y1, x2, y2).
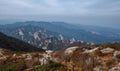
(0, 0, 120, 28)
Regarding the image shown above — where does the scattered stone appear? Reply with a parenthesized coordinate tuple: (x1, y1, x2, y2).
(83, 47, 99, 53)
(113, 51, 120, 59)
(64, 46, 79, 55)
(100, 48, 114, 54)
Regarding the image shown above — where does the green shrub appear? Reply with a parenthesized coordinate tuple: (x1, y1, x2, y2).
(0, 60, 24, 71)
(33, 60, 64, 71)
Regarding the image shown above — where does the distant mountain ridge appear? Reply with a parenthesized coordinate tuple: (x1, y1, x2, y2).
(0, 21, 120, 50)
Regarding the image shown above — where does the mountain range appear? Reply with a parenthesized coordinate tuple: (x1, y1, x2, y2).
(0, 21, 120, 50)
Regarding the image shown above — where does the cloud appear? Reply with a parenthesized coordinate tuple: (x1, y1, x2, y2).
(0, 0, 120, 28)
(0, 0, 120, 16)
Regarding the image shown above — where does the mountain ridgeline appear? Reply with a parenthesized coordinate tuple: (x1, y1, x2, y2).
(0, 32, 45, 52)
(0, 21, 120, 50)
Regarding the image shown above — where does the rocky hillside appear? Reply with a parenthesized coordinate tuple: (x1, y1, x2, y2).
(0, 42, 120, 71)
(0, 24, 69, 50)
(52, 42, 120, 71)
(0, 47, 64, 71)
(0, 32, 45, 52)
